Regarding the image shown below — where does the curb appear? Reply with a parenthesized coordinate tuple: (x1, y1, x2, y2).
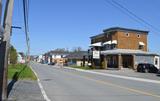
(62, 66, 160, 84)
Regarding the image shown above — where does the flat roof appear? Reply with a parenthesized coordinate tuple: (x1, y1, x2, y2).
(103, 27, 149, 33)
(90, 27, 149, 39)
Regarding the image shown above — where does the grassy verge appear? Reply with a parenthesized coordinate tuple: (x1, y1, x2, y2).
(70, 65, 92, 70)
(8, 64, 37, 80)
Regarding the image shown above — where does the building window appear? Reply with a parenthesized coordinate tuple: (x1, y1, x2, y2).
(125, 32, 129, 37)
(155, 58, 158, 65)
(137, 34, 140, 38)
(107, 44, 110, 49)
(111, 44, 116, 49)
(139, 45, 144, 50)
(106, 34, 109, 38)
(61, 55, 63, 58)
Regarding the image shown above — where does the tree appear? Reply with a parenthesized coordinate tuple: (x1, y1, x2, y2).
(9, 45, 17, 64)
(72, 47, 83, 52)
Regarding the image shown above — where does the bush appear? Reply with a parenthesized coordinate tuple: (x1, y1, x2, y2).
(9, 46, 17, 64)
(101, 61, 105, 69)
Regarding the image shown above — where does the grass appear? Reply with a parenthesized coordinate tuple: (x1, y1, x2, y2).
(70, 65, 92, 70)
(8, 64, 37, 80)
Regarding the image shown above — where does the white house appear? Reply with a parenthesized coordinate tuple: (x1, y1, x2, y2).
(17, 53, 25, 63)
(37, 55, 43, 63)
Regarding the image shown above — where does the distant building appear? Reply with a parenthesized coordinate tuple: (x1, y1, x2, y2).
(17, 52, 25, 63)
(89, 27, 159, 69)
(45, 51, 69, 65)
(65, 51, 88, 66)
(37, 55, 43, 63)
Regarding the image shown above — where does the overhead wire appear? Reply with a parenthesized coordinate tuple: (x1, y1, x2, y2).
(23, 0, 30, 64)
(104, 0, 160, 34)
(103, 0, 149, 29)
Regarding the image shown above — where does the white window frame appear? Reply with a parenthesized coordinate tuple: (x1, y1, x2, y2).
(125, 32, 129, 37)
(137, 34, 140, 38)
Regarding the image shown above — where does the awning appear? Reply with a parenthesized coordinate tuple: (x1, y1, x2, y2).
(101, 49, 158, 56)
(90, 42, 102, 47)
(139, 42, 145, 46)
(103, 41, 111, 45)
(112, 40, 117, 44)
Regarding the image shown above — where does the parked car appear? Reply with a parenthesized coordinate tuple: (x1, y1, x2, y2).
(48, 62, 55, 65)
(137, 63, 158, 73)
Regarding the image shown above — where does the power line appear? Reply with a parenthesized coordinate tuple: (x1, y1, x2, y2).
(103, 0, 149, 29)
(112, 0, 160, 32)
(23, 0, 30, 64)
(104, 0, 160, 34)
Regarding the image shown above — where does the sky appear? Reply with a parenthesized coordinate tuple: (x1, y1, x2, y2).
(4, 0, 160, 55)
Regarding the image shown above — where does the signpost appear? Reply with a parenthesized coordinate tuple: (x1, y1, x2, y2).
(93, 51, 100, 59)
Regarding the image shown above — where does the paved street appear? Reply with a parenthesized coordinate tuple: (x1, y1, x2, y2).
(31, 62, 160, 101)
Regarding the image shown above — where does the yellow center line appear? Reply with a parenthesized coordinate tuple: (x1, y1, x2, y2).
(61, 69, 160, 98)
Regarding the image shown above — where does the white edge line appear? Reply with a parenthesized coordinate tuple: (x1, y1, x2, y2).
(30, 66, 51, 101)
(63, 66, 160, 84)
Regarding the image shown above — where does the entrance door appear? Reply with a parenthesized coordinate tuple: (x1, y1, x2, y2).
(122, 55, 133, 68)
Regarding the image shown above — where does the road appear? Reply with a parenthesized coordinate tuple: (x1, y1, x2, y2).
(31, 62, 160, 101)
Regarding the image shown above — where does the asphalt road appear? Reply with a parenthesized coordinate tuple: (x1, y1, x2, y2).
(31, 62, 160, 101)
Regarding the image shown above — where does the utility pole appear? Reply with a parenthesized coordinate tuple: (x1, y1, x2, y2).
(0, 0, 2, 23)
(0, 0, 14, 100)
(0, 0, 3, 100)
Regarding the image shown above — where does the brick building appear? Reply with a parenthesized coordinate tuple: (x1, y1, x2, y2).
(89, 27, 159, 69)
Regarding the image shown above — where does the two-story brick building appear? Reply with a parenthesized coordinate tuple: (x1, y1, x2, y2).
(89, 27, 159, 70)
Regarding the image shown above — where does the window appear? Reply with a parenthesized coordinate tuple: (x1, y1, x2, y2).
(137, 34, 140, 38)
(139, 45, 144, 50)
(111, 44, 116, 49)
(155, 58, 158, 65)
(61, 55, 63, 58)
(125, 32, 129, 37)
(106, 34, 109, 38)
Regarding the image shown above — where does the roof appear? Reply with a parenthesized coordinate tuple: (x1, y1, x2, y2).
(101, 49, 158, 56)
(65, 51, 88, 59)
(18, 52, 25, 57)
(45, 51, 69, 56)
(103, 27, 149, 33)
(90, 27, 149, 39)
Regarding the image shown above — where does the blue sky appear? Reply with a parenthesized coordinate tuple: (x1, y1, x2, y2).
(9, 0, 160, 55)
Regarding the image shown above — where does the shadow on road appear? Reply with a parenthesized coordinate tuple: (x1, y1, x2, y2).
(7, 65, 27, 97)
(156, 74, 160, 77)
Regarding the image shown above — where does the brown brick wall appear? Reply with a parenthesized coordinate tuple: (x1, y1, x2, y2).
(91, 30, 148, 51)
(117, 31, 147, 51)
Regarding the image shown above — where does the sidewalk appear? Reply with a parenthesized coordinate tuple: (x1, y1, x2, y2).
(8, 80, 44, 101)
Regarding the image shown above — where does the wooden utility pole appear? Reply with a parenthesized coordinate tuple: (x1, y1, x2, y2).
(0, 0, 3, 100)
(0, 0, 14, 100)
(0, 0, 2, 23)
